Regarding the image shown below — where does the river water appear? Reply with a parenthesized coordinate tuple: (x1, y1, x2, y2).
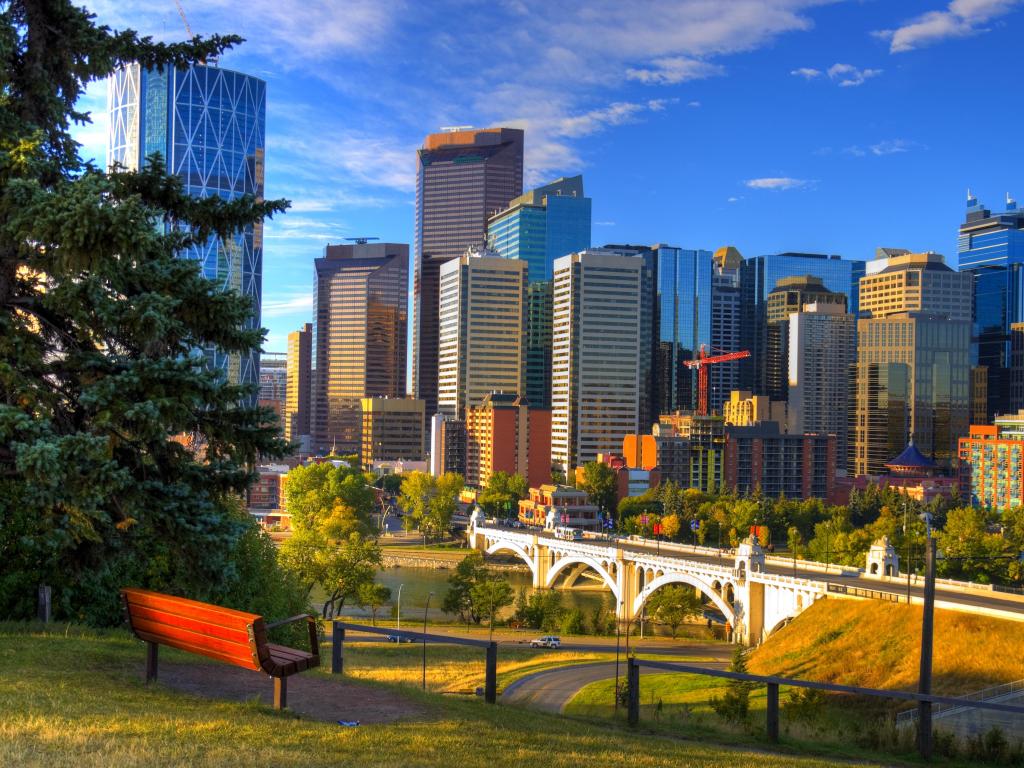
(333, 565, 612, 624)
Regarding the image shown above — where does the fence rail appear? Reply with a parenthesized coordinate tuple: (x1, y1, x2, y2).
(625, 658, 1024, 758)
(329, 621, 498, 703)
(896, 677, 1024, 726)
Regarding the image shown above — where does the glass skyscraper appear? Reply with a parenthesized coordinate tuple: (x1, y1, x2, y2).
(739, 252, 865, 394)
(488, 175, 591, 409)
(108, 63, 266, 390)
(958, 192, 1024, 420)
(413, 128, 524, 423)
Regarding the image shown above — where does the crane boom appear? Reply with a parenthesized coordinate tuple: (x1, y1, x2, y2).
(683, 344, 751, 416)
(173, 0, 193, 38)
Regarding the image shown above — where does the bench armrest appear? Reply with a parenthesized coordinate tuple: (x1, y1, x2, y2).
(265, 614, 319, 659)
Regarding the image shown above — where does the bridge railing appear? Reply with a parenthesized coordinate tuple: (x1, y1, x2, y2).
(895, 677, 1024, 727)
(625, 658, 1024, 759)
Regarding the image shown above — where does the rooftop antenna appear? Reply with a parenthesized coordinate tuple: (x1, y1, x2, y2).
(440, 125, 473, 132)
(344, 237, 380, 245)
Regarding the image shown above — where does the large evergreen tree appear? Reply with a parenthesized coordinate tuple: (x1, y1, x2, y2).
(0, 0, 289, 624)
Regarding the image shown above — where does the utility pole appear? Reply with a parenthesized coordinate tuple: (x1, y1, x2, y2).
(917, 537, 936, 759)
(905, 502, 913, 604)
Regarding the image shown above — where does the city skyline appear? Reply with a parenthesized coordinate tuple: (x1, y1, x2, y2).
(71, 1, 1023, 353)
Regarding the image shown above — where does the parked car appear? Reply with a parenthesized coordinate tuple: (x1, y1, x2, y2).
(530, 635, 561, 649)
(386, 634, 415, 643)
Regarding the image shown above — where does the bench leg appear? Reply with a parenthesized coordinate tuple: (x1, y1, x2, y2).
(146, 642, 158, 683)
(273, 676, 286, 710)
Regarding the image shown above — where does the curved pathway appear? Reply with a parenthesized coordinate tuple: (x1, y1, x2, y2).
(503, 646, 731, 713)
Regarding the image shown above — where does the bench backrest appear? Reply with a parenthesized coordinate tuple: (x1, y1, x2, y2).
(121, 587, 268, 672)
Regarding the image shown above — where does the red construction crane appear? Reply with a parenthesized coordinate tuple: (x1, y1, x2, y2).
(683, 345, 751, 416)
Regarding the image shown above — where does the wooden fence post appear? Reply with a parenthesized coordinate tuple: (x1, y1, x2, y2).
(37, 585, 51, 623)
(627, 657, 640, 726)
(485, 642, 497, 704)
(331, 621, 345, 674)
(766, 682, 779, 742)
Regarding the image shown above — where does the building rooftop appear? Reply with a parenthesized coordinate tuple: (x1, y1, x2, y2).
(886, 441, 936, 471)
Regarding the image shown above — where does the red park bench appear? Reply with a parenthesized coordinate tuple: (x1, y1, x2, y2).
(121, 587, 319, 709)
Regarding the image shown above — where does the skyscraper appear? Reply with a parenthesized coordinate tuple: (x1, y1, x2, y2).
(710, 246, 743, 414)
(258, 352, 287, 428)
(284, 323, 312, 447)
(437, 248, 527, 419)
(487, 175, 591, 282)
(413, 128, 524, 421)
(488, 175, 591, 409)
(312, 242, 408, 454)
(108, 63, 266, 389)
(787, 300, 856, 472)
(551, 250, 642, 472)
(740, 253, 865, 394)
(852, 252, 972, 475)
(765, 276, 847, 402)
(958, 192, 1024, 421)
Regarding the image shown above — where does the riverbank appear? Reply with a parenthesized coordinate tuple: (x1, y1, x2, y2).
(380, 548, 529, 572)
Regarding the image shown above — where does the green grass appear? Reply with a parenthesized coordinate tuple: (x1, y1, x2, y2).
(0, 622, 874, 768)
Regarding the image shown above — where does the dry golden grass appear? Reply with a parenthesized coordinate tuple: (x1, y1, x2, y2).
(749, 597, 1024, 696)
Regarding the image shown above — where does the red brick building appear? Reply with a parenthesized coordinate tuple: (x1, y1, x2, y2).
(465, 392, 550, 488)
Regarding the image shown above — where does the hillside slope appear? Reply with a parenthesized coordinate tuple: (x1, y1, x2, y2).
(749, 597, 1024, 696)
(0, 624, 867, 768)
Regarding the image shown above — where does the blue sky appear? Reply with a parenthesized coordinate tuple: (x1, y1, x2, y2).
(72, 0, 1023, 354)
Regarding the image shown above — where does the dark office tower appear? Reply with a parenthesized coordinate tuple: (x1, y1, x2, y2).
(739, 253, 865, 394)
(764, 276, 847, 402)
(711, 247, 743, 414)
(958, 192, 1024, 421)
(312, 242, 408, 455)
(412, 128, 524, 421)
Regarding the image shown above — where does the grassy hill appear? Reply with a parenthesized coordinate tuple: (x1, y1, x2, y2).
(0, 623, 868, 768)
(749, 597, 1024, 698)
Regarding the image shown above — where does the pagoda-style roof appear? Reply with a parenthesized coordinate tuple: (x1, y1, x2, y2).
(885, 442, 936, 473)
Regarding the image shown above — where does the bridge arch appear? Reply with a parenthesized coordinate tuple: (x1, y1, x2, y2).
(544, 555, 621, 602)
(633, 571, 735, 625)
(485, 540, 537, 581)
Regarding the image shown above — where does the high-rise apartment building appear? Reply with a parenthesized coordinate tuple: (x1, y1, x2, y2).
(258, 352, 287, 427)
(765, 276, 846, 402)
(710, 246, 743, 414)
(787, 301, 856, 472)
(958, 192, 1024, 421)
(312, 242, 408, 454)
(852, 252, 972, 475)
(284, 323, 312, 446)
(551, 250, 642, 472)
(488, 176, 591, 409)
(360, 398, 425, 469)
(413, 128, 524, 421)
(465, 393, 551, 489)
(958, 410, 1024, 509)
(724, 424, 835, 500)
(108, 63, 266, 389)
(723, 390, 788, 428)
(437, 249, 527, 418)
(740, 253, 865, 394)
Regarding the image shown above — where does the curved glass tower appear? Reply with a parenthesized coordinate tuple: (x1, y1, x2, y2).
(108, 63, 267, 390)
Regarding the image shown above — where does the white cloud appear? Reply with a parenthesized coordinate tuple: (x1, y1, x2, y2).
(876, 0, 1020, 53)
(842, 139, 923, 157)
(727, 196, 743, 203)
(688, 101, 702, 108)
(790, 67, 822, 79)
(627, 57, 724, 85)
(744, 177, 813, 190)
(826, 63, 883, 86)
(261, 293, 314, 317)
(555, 99, 674, 138)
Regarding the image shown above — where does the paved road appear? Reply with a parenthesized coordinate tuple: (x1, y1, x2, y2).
(505, 527, 1024, 617)
(502, 645, 732, 713)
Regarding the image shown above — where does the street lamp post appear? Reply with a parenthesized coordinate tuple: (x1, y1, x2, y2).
(396, 584, 403, 632)
(422, 591, 433, 690)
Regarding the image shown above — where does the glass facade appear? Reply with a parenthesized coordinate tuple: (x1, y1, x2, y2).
(957, 194, 1024, 420)
(740, 253, 865, 393)
(656, 247, 714, 413)
(312, 243, 408, 454)
(108, 63, 266, 390)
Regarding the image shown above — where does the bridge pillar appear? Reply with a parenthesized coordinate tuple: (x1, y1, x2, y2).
(616, 554, 640, 622)
(532, 535, 548, 588)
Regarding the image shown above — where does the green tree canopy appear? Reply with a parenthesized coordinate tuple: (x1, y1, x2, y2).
(478, 471, 528, 516)
(442, 551, 488, 625)
(0, 1, 290, 624)
(578, 461, 616, 518)
(285, 461, 375, 539)
(645, 584, 703, 639)
(357, 582, 391, 626)
(470, 578, 514, 640)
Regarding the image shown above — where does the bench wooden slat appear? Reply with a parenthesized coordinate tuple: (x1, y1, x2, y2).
(130, 617, 260, 669)
(123, 589, 259, 630)
(128, 604, 253, 645)
(133, 629, 260, 670)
